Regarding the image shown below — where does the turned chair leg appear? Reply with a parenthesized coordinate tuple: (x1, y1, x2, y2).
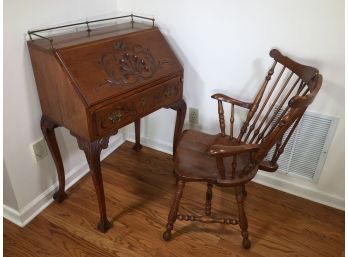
(235, 185, 251, 249)
(163, 179, 185, 241)
(242, 184, 247, 197)
(205, 183, 213, 216)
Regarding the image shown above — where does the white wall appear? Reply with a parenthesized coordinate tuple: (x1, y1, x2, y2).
(3, 0, 119, 219)
(118, 0, 345, 208)
(4, 164, 19, 210)
(4, 0, 344, 227)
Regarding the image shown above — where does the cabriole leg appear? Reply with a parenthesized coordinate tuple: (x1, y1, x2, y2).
(76, 136, 111, 233)
(242, 184, 247, 197)
(169, 99, 187, 156)
(40, 116, 67, 203)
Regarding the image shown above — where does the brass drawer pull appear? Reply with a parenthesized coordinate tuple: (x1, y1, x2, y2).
(141, 96, 147, 106)
(164, 87, 173, 97)
(108, 112, 122, 123)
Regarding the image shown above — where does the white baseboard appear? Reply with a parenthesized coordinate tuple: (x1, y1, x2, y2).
(124, 132, 173, 155)
(4, 131, 344, 228)
(3, 134, 125, 227)
(3, 205, 22, 227)
(253, 172, 344, 210)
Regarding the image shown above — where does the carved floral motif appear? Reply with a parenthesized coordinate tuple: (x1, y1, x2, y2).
(97, 42, 169, 90)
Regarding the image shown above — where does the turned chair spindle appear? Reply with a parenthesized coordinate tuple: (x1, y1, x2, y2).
(230, 104, 235, 139)
(218, 100, 225, 136)
(205, 183, 213, 216)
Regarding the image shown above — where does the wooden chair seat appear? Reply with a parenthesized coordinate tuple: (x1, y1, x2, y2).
(175, 129, 257, 185)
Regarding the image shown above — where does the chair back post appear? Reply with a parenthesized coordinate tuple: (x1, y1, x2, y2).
(216, 157, 226, 179)
(218, 100, 226, 136)
(230, 104, 235, 139)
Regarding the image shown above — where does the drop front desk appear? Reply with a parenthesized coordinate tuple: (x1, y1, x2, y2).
(27, 16, 186, 232)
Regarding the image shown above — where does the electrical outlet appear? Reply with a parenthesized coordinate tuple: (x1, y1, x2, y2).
(31, 138, 48, 163)
(189, 107, 199, 124)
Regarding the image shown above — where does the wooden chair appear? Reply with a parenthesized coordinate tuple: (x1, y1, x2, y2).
(162, 49, 322, 249)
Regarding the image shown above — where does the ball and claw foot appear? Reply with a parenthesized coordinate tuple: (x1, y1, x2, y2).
(242, 238, 251, 249)
(53, 191, 67, 203)
(163, 230, 172, 241)
(97, 219, 112, 233)
(132, 143, 143, 152)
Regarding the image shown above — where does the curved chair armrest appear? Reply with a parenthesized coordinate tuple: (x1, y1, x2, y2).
(211, 93, 253, 109)
(208, 144, 261, 158)
(259, 160, 279, 172)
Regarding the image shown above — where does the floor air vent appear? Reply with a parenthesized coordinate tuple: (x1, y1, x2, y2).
(266, 110, 338, 182)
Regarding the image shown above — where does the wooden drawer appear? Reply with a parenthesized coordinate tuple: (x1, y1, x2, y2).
(94, 76, 182, 136)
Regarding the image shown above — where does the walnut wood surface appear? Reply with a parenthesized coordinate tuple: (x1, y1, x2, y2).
(76, 136, 112, 232)
(211, 93, 252, 109)
(4, 142, 344, 257)
(167, 99, 187, 155)
(28, 23, 184, 141)
(40, 116, 67, 203)
(57, 27, 182, 106)
(94, 76, 182, 138)
(28, 44, 90, 139)
(27, 22, 185, 233)
(133, 119, 142, 151)
(165, 49, 323, 249)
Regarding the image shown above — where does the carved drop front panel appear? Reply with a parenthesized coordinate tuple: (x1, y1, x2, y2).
(97, 42, 170, 89)
(57, 28, 182, 107)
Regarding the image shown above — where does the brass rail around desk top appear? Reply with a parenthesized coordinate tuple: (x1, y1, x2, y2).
(27, 14, 155, 49)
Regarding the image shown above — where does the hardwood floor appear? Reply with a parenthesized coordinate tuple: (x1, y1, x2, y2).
(4, 141, 344, 257)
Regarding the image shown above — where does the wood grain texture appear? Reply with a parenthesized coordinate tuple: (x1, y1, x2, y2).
(4, 142, 344, 257)
(40, 116, 67, 203)
(27, 45, 90, 139)
(28, 21, 185, 232)
(76, 136, 112, 232)
(56, 25, 183, 107)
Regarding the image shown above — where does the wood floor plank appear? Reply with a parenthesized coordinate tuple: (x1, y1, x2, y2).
(4, 141, 344, 257)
